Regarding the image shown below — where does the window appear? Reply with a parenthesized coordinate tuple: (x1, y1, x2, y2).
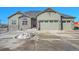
(62, 21, 66, 23)
(54, 20, 58, 22)
(67, 21, 70, 23)
(45, 20, 48, 22)
(12, 20, 16, 24)
(40, 20, 43, 22)
(50, 20, 53, 22)
(22, 21, 27, 25)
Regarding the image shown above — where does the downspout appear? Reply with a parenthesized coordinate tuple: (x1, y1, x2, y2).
(61, 16, 63, 30)
(8, 18, 9, 31)
(38, 21, 40, 30)
(18, 18, 19, 30)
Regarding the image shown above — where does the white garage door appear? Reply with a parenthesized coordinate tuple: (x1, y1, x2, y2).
(63, 21, 72, 30)
(40, 20, 59, 30)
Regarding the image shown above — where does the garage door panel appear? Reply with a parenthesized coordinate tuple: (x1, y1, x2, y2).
(40, 21, 59, 30)
(63, 23, 71, 30)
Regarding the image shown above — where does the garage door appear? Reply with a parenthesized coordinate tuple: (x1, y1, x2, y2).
(63, 21, 72, 30)
(39, 20, 59, 30)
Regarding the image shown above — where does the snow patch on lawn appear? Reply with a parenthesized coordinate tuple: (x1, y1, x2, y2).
(0, 28, 38, 50)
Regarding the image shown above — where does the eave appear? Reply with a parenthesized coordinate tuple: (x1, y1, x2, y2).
(8, 11, 22, 19)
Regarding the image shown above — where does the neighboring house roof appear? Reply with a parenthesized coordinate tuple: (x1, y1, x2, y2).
(74, 22, 79, 27)
(0, 24, 8, 28)
(8, 8, 75, 19)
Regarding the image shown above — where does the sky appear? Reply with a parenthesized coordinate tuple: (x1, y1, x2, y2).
(0, 7, 79, 24)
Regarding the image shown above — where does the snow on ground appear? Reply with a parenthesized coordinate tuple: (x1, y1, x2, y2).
(0, 28, 38, 50)
(0, 29, 79, 50)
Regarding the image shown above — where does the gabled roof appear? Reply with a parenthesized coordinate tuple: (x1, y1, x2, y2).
(19, 14, 30, 18)
(60, 13, 75, 18)
(8, 8, 75, 19)
(8, 11, 22, 19)
(44, 7, 57, 12)
(36, 8, 75, 19)
(23, 11, 41, 18)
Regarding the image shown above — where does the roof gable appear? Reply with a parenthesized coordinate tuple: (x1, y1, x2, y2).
(8, 8, 75, 19)
(20, 11, 41, 18)
(44, 7, 57, 12)
(36, 8, 75, 19)
(19, 14, 29, 18)
(8, 11, 22, 19)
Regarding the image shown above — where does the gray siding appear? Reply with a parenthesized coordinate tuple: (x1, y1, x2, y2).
(8, 14, 22, 31)
(19, 16, 31, 31)
(8, 9, 74, 31)
(37, 12, 61, 30)
(62, 18, 74, 30)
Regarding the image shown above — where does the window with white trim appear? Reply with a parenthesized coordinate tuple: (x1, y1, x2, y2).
(12, 20, 16, 24)
(22, 21, 27, 25)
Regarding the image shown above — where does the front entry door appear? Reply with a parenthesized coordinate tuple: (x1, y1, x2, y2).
(31, 18, 37, 28)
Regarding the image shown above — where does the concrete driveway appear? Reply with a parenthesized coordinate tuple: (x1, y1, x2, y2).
(0, 30, 79, 51)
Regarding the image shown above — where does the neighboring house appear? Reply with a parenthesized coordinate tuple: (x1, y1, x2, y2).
(0, 24, 8, 33)
(74, 22, 79, 30)
(8, 8, 75, 31)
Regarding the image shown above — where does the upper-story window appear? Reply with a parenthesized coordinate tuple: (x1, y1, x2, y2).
(12, 20, 16, 24)
(22, 21, 27, 25)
